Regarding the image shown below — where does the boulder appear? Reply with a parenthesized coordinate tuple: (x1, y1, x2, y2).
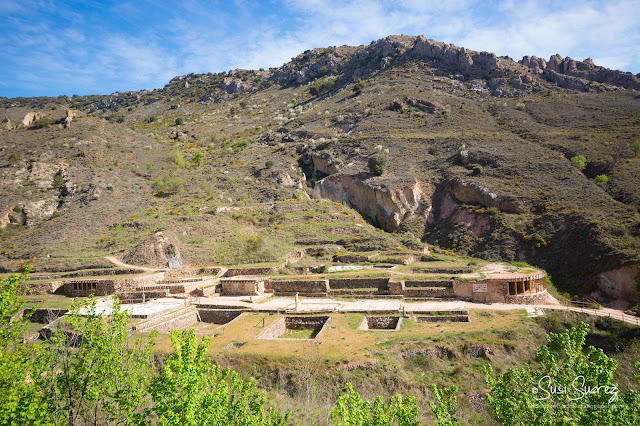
(120, 231, 183, 269)
(1, 117, 12, 130)
(64, 109, 78, 128)
(21, 111, 41, 127)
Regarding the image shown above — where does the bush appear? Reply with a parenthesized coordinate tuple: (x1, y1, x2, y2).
(192, 151, 205, 167)
(368, 153, 388, 176)
(309, 77, 336, 96)
(170, 149, 186, 168)
(231, 139, 251, 152)
(571, 155, 587, 170)
(153, 174, 184, 196)
(265, 160, 274, 169)
(7, 154, 18, 164)
(174, 117, 183, 126)
(352, 79, 365, 95)
(632, 140, 640, 157)
(472, 165, 483, 175)
(52, 174, 65, 189)
(594, 174, 609, 185)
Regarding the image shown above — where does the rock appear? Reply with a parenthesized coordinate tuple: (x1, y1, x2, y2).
(465, 344, 493, 360)
(23, 197, 59, 225)
(451, 179, 525, 213)
(0, 206, 26, 229)
(221, 77, 251, 94)
(311, 174, 431, 231)
(459, 150, 469, 165)
(21, 111, 41, 127)
(1, 117, 12, 130)
(26, 162, 60, 190)
(596, 264, 637, 306)
(64, 109, 78, 128)
(121, 231, 183, 269)
(311, 152, 340, 175)
(403, 345, 458, 360)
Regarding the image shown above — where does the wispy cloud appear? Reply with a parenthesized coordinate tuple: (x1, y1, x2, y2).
(0, 0, 638, 97)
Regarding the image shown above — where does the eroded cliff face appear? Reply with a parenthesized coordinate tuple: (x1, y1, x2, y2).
(595, 264, 638, 307)
(311, 173, 431, 231)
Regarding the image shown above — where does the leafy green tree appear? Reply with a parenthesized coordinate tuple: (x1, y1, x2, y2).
(427, 384, 458, 426)
(38, 297, 157, 425)
(485, 322, 640, 425)
(153, 174, 185, 196)
(368, 153, 388, 176)
(0, 265, 54, 425)
(594, 174, 609, 187)
(148, 330, 288, 425)
(52, 174, 65, 190)
(192, 151, 205, 167)
(571, 155, 587, 171)
(330, 382, 419, 425)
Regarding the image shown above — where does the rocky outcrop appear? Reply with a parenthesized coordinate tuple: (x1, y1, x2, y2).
(0, 206, 26, 229)
(520, 54, 640, 91)
(21, 111, 41, 127)
(221, 76, 251, 94)
(121, 231, 183, 269)
(311, 174, 430, 231)
(311, 152, 340, 175)
(1, 117, 12, 130)
(596, 264, 638, 306)
(451, 179, 525, 213)
(64, 109, 78, 128)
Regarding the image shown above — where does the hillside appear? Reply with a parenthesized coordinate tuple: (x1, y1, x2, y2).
(1, 35, 639, 305)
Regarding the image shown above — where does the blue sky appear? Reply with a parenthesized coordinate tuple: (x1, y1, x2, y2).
(1, 0, 639, 98)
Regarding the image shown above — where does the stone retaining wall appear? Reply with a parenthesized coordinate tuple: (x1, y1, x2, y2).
(387, 281, 404, 295)
(505, 291, 548, 305)
(226, 266, 280, 277)
(20, 280, 65, 295)
(63, 273, 166, 297)
(258, 317, 286, 339)
(359, 316, 402, 330)
(197, 309, 243, 324)
(404, 287, 454, 298)
(268, 280, 329, 293)
(328, 278, 389, 290)
(405, 280, 452, 288)
(117, 290, 168, 304)
(416, 315, 470, 323)
(24, 308, 68, 323)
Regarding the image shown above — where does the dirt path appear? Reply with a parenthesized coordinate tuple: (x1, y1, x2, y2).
(104, 256, 164, 272)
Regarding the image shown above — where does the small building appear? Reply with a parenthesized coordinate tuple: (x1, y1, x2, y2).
(220, 276, 267, 296)
(453, 271, 547, 304)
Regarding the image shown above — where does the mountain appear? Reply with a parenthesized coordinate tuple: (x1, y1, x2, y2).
(1, 35, 638, 305)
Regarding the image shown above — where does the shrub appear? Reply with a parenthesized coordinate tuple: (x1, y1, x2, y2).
(594, 174, 609, 186)
(174, 117, 183, 126)
(8, 154, 18, 164)
(515, 102, 525, 111)
(309, 77, 336, 96)
(368, 153, 388, 176)
(12, 206, 21, 213)
(52, 174, 65, 189)
(632, 140, 640, 157)
(170, 149, 186, 168)
(231, 139, 251, 152)
(571, 155, 587, 170)
(265, 160, 274, 169)
(352, 79, 365, 95)
(153, 174, 184, 196)
(239, 99, 249, 109)
(192, 151, 205, 167)
(30, 118, 58, 128)
(472, 165, 483, 175)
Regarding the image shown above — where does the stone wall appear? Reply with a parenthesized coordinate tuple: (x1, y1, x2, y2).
(150, 309, 198, 333)
(268, 280, 329, 294)
(504, 291, 549, 305)
(164, 267, 221, 279)
(25, 308, 68, 323)
(328, 278, 389, 290)
(20, 280, 65, 295)
(63, 272, 166, 297)
(225, 266, 280, 277)
(117, 290, 168, 304)
(197, 309, 243, 324)
(387, 281, 405, 295)
(416, 315, 470, 322)
(258, 317, 286, 339)
(405, 280, 452, 288)
(285, 316, 330, 329)
(359, 316, 402, 330)
(404, 287, 454, 297)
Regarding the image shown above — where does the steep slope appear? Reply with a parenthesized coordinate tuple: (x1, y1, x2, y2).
(1, 35, 638, 303)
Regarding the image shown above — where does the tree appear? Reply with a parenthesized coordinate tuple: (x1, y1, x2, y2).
(485, 322, 640, 425)
(594, 174, 609, 187)
(427, 384, 458, 426)
(38, 297, 157, 425)
(153, 174, 185, 196)
(571, 155, 587, 171)
(0, 265, 53, 425)
(148, 330, 288, 425)
(330, 382, 419, 426)
(368, 153, 388, 176)
(171, 149, 186, 168)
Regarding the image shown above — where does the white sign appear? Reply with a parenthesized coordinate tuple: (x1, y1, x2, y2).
(473, 284, 487, 292)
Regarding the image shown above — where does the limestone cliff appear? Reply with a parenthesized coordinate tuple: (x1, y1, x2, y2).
(311, 173, 431, 231)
